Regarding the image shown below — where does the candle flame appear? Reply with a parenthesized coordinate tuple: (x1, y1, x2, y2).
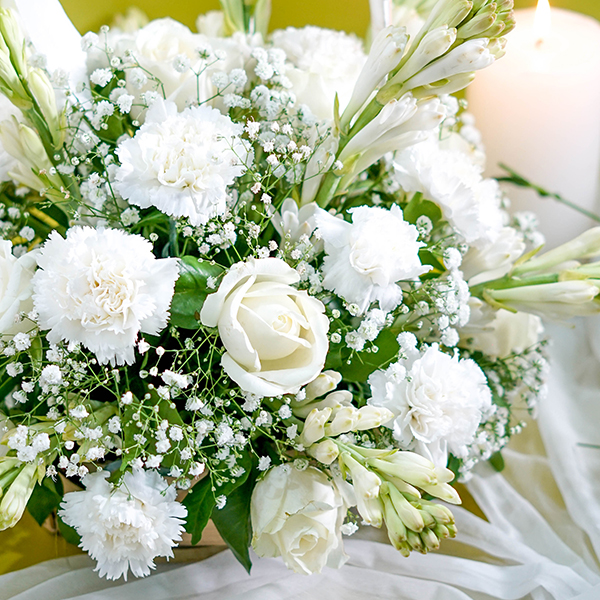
(533, 0, 552, 44)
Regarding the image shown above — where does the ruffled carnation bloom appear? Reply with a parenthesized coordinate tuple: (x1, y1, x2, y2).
(201, 257, 329, 397)
(315, 205, 430, 314)
(59, 470, 187, 580)
(271, 26, 366, 121)
(393, 135, 504, 247)
(32, 227, 179, 366)
(0, 241, 37, 338)
(368, 344, 492, 466)
(115, 100, 250, 226)
(251, 464, 348, 574)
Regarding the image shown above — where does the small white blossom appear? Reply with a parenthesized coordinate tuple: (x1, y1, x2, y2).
(90, 68, 113, 87)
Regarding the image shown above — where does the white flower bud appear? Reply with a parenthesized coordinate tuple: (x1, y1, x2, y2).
(341, 453, 381, 500)
(403, 38, 497, 92)
(389, 26, 457, 91)
(304, 370, 342, 401)
(293, 390, 352, 419)
(0, 9, 27, 76)
(325, 406, 359, 437)
(488, 280, 600, 319)
(382, 482, 424, 532)
(307, 439, 340, 465)
(355, 405, 394, 431)
(28, 69, 63, 146)
(514, 227, 600, 276)
(299, 407, 332, 447)
(0, 461, 38, 530)
(342, 25, 408, 128)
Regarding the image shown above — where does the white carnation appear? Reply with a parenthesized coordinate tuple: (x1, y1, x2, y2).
(368, 345, 492, 466)
(393, 135, 504, 246)
(315, 205, 430, 313)
(271, 26, 366, 121)
(115, 100, 249, 226)
(59, 470, 187, 580)
(32, 227, 179, 366)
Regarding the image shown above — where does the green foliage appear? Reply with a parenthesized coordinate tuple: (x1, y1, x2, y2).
(489, 451, 505, 473)
(27, 476, 63, 526)
(327, 329, 400, 383)
(183, 475, 215, 546)
(183, 451, 252, 545)
(211, 472, 256, 573)
(170, 257, 225, 329)
(57, 514, 81, 546)
(402, 194, 442, 227)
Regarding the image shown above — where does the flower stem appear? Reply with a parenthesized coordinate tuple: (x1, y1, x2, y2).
(497, 163, 600, 224)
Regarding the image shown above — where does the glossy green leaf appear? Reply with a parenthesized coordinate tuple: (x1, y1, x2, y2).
(183, 475, 215, 545)
(57, 514, 81, 546)
(335, 329, 400, 382)
(211, 472, 255, 573)
(27, 478, 62, 526)
(403, 195, 443, 226)
(184, 451, 253, 546)
(170, 256, 224, 329)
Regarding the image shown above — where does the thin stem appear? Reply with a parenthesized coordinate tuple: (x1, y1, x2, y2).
(497, 163, 600, 224)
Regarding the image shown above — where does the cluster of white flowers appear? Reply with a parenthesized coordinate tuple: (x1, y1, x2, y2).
(0, 0, 583, 584)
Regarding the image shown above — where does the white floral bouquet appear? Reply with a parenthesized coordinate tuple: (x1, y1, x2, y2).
(1, 0, 599, 582)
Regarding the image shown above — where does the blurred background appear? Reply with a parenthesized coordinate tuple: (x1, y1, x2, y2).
(59, 0, 600, 35)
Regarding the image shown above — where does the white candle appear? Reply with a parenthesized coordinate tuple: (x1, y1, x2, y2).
(466, 3, 600, 248)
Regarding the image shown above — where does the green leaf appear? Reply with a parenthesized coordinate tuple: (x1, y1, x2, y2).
(27, 478, 62, 526)
(120, 390, 183, 472)
(489, 451, 505, 472)
(403, 195, 442, 226)
(29, 336, 43, 370)
(211, 473, 255, 573)
(57, 514, 81, 546)
(336, 329, 400, 382)
(170, 256, 224, 329)
(183, 475, 215, 545)
(184, 451, 253, 545)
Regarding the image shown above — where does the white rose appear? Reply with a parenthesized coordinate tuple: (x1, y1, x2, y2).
(251, 464, 348, 574)
(0, 241, 37, 337)
(132, 19, 205, 107)
(201, 258, 329, 397)
(124, 20, 258, 112)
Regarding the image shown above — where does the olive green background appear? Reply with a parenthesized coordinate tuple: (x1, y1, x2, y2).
(0, 0, 598, 578)
(58, 0, 600, 34)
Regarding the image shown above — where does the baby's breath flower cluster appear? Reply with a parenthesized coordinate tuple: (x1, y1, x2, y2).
(0, 0, 595, 583)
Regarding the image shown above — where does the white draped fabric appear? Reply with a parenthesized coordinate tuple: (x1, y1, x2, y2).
(1, 2, 600, 597)
(1, 321, 600, 599)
